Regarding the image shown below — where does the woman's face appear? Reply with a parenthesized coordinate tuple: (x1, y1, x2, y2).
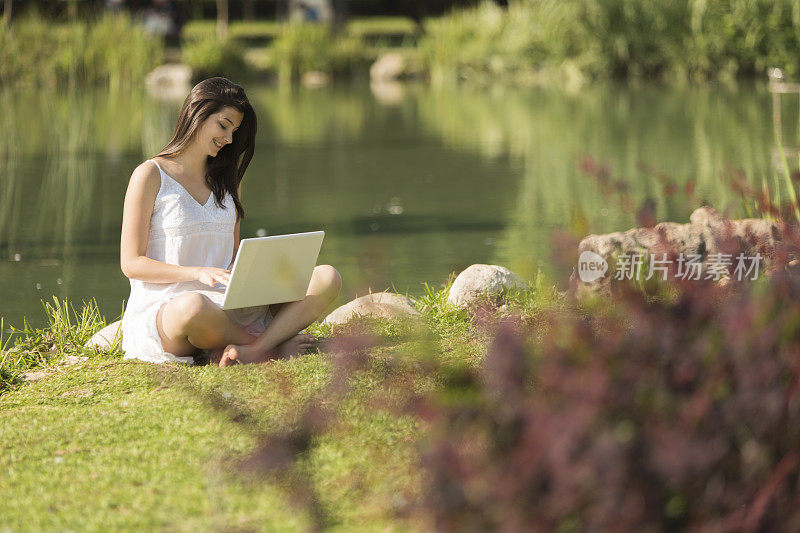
(199, 106, 244, 158)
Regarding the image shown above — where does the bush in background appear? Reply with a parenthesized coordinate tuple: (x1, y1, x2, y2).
(181, 34, 249, 82)
(0, 12, 162, 88)
(269, 23, 369, 84)
(420, 0, 800, 84)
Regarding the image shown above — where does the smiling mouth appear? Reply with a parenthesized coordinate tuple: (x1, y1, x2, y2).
(213, 139, 224, 149)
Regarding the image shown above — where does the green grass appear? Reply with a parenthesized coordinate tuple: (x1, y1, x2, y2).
(0, 279, 554, 529)
(0, 297, 123, 394)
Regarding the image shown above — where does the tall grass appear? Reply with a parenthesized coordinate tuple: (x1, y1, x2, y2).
(0, 297, 122, 394)
(0, 11, 162, 88)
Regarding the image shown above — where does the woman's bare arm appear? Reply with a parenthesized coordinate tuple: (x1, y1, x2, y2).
(120, 161, 229, 286)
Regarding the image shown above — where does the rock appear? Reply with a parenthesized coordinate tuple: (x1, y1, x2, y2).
(370, 52, 406, 82)
(573, 206, 794, 294)
(144, 63, 192, 101)
(85, 320, 122, 351)
(447, 264, 528, 308)
(301, 70, 330, 88)
(651, 222, 704, 256)
(689, 206, 734, 255)
(732, 218, 783, 262)
(324, 292, 420, 325)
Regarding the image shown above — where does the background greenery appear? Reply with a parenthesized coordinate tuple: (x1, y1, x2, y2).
(5, 1, 800, 87)
(420, 0, 800, 85)
(0, 11, 162, 88)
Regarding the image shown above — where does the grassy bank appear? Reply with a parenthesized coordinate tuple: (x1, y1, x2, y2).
(0, 279, 549, 529)
(3, 259, 800, 528)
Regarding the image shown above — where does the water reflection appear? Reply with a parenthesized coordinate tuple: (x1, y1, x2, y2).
(0, 81, 793, 327)
(413, 83, 794, 278)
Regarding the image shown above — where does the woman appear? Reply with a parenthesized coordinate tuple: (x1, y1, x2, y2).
(120, 77, 341, 366)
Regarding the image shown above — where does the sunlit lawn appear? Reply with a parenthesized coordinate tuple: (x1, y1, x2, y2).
(0, 349, 424, 530)
(0, 279, 510, 530)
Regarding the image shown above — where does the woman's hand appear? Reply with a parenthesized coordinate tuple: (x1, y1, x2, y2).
(194, 267, 231, 287)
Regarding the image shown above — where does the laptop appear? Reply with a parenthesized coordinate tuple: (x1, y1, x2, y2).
(220, 231, 325, 310)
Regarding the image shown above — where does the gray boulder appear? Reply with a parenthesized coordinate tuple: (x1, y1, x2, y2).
(447, 264, 528, 308)
(324, 292, 420, 325)
(85, 320, 122, 351)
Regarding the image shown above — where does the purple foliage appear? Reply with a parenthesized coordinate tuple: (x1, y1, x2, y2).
(413, 255, 800, 532)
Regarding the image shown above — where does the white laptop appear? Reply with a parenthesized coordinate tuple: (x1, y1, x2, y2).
(220, 230, 325, 310)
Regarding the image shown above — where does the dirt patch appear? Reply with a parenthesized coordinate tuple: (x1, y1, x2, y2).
(20, 355, 89, 382)
(59, 388, 93, 399)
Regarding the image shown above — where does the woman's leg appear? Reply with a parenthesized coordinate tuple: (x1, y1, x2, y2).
(219, 265, 342, 366)
(156, 292, 257, 357)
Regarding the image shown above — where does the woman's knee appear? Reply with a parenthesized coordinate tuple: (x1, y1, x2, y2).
(312, 265, 342, 298)
(164, 293, 212, 332)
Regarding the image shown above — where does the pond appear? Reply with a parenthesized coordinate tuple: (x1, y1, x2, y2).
(1, 80, 796, 329)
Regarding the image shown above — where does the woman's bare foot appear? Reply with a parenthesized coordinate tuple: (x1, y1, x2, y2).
(218, 334, 316, 367)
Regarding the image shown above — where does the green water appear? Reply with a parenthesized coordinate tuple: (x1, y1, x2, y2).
(0, 81, 795, 329)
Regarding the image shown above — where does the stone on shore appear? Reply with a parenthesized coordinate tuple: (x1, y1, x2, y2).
(370, 52, 406, 82)
(86, 320, 122, 351)
(324, 292, 420, 325)
(447, 264, 528, 308)
(573, 206, 793, 294)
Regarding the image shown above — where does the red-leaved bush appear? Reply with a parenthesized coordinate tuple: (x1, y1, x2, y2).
(413, 264, 800, 532)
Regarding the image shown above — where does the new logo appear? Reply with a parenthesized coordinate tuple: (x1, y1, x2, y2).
(578, 251, 608, 282)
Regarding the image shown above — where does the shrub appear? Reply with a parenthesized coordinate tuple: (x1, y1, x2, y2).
(269, 23, 368, 84)
(419, 0, 800, 84)
(180, 35, 249, 82)
(0, 12, 162, 88)
(414, 272, 800, 529)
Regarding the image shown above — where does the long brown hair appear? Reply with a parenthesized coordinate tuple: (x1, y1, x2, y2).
(156, 77, 257, 221)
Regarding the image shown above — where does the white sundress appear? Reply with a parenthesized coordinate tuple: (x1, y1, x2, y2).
(121, 159, 271, 364)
